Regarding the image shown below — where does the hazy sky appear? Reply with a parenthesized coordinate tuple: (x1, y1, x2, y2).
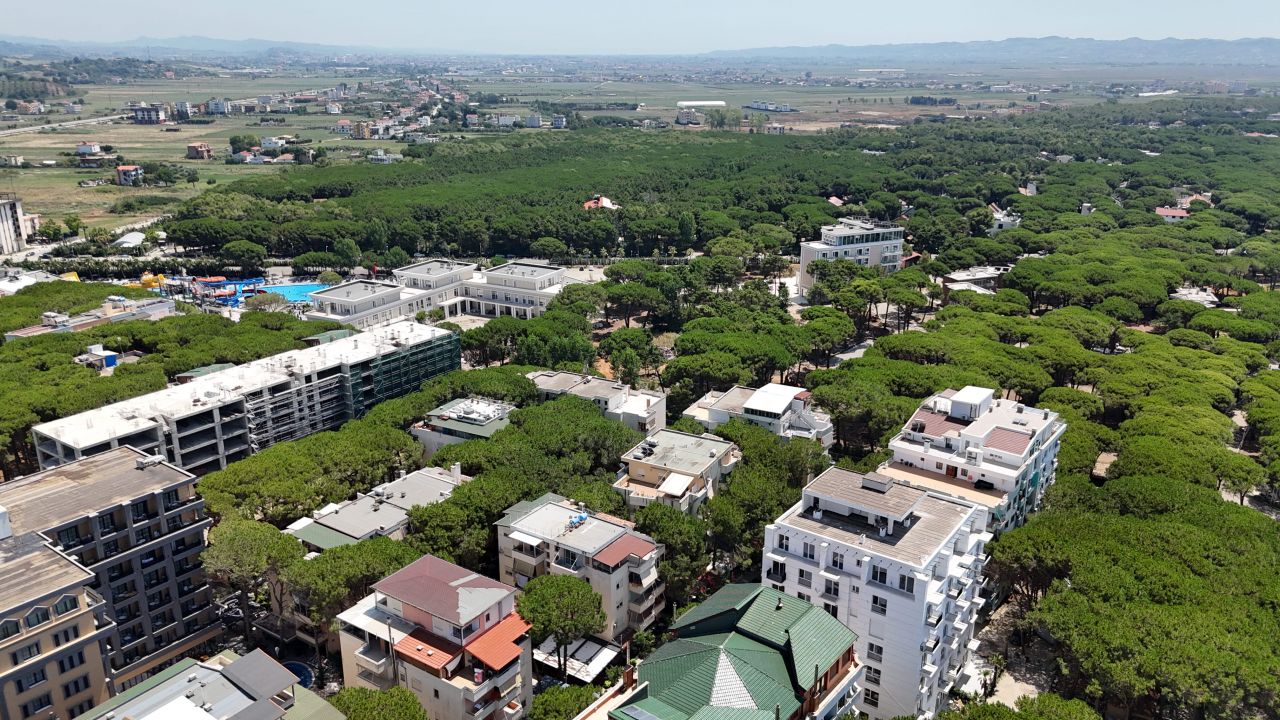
(7, 0, 1277, 55)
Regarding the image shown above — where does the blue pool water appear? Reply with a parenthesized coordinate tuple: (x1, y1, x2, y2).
(282, 661, 314, 688)
(259, 283, 327, 304)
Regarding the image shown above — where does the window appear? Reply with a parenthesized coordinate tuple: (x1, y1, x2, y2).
(1, 619, 19, 639)
(864, 690, 880, 708)
(865, 667, 881, 686)
(802, 542, 816, 561)
(57, 527, 80, 548)
(53, 626, 80, 646)
(866, 642, 883, 662)
(59, 650, 86, 673)
(870, 566, 888, 585)
(898, 574, 916, 594)
(830, 552, 844, 570)
(776, 535, 789, 552)
(823, 602, 838, 618)
(98, 515, 117, 534)
(135, 527, 153, 544)
(871, 595, 887, 615)
(63, 674, 90, 698)
(798, 569, 812, 588)
(21, 693, 52, 719)
(15, 668, 47, 692)
(824, 579, 840, 598)
(11, 641, 41, 664)
(55, 595, 79, 615)
(797, 592, 811, 602)
(68, 699, 94, 718)
(131, 500, 150, 521)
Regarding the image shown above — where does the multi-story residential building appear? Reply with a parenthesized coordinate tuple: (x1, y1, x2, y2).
(764, 467, 989, 720)
(881, 386, 1065, 534)
(798, 217, 905, 296)
(613, 429, 738, 514)
(461, 262, 570, 318)
(987, 206, 1021, 234)
(682, 383, 834, 448)
(351, 122, 372, 140)
(337, 554, 533, 720)
(206, 98, 233, 115)
(497, 494, 663, 641)
(526, 371, 666, 434)
(0, 528, 114, 720)
(601, 584, 862, 720)
(0, 447, 221, 694)
(0, 192, 31, 254)
(410, 397, 515, 456)
(186, 142, 214, 160)
(306, 280, 432, 330)
(941, 266, 1012, 298)
(83, 648, 344, 720)
(131, 105, 166, 124)
(524, 114, 541, 128)
(284, 464, 470, 551)
(4, 296, 176, 342)
(551, 115, 567, 129)
(31, 322, 460, 472)
(114, 165, 144, 186)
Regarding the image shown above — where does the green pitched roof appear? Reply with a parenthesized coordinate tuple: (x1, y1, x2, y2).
(291, 522, 357, 550)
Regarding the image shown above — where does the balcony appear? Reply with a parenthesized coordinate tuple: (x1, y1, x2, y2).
(503, 701, 523, 720)
(459, 660, 520, 701)
(353, 642, 390, 675)
(356, 668, 395, 689)
(765, 568, 786, 583)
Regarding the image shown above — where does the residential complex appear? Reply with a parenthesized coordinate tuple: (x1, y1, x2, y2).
(682, 383, 834, 448)
(497, 494, 664, 642)
(3, 296, 176, 342)
(798, 217, 905, 296)
(613, 429, 738, 514)
(1, 191, 30, 254)
(411, 397, 515, 456)
(987, 206, 1021, 234)
(0, 447, 220, 696)
(764, 467, 988, 720)
(304, 260, 574, 329)
(603, 584, 861, 720)
(284, 465, 470, 551)
(337, 554, 533, 720)
(881, 386, 1065, 533)
(31, 322, 460, 473)
(527, 370, 667, 434)
(82, 649, 344, 720)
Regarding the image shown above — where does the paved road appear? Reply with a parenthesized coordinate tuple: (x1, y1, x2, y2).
(0, 114, 130, 138)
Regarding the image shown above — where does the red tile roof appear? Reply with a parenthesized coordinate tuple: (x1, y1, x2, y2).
(467, 613, 530, 670)
(396, 628, 460, 671)
(906, 409, 969, 437)
(1156, 207, 1189, 218)
(984, 427, 1032, 454)
(594, 533, 657, 567)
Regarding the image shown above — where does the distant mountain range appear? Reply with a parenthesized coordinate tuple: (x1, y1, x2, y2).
(705, 37, 1280, 66)
(0, 34, 386, 60)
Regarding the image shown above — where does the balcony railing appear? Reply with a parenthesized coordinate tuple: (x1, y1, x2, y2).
(353, 643, 390, 675)
(765, 568, 786, 583)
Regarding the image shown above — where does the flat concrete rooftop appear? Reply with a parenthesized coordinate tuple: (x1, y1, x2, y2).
(625, 429, 733, 477)
(395, 259, 477, 277)
(484, 262, 562, 278)
(309, 279, 402, 300)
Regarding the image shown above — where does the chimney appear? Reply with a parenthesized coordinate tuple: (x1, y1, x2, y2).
(0, 504, 10, 540)
(451, 462, 462, 481)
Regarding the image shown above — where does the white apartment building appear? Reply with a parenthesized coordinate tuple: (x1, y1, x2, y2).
(497, 494, 664, 641)
(304, 260, 572, 329)
(613, 429, 739, 515)
(1, 192, 31, 254)
(411, 397, 515, 456)
(338, 555, 534, 720)
(798, 217, 904, 296)
(987, 207, 1021, 235)
(31, 322, 460, 473)
(682, 383, 834, 448)
(764, 467, 989, 720)
(881, 386, 1065, 534)
(526, 371, 666, 434)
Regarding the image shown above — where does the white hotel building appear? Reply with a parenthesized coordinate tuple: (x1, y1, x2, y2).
(798, 217, 905, 297)
(304, 260, 573, 330)
(764, 467, 989, 720)
(879, 386, 1065, 534)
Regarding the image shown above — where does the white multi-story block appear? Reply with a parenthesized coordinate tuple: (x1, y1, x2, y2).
(613, 429, 739, 515)
(497, 494, 663, 641)
(882, 386, 1065, 533)
(682, 382, 833, 448)
(527, 370, 666, 434)
(0, 192, 30, 255)
(338, 554, 534, 720)
(764, 467, 989, 720)
(798, 217, 904, 296)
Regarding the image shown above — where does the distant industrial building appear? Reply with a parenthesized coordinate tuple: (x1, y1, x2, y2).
(31, 322, 460, 473)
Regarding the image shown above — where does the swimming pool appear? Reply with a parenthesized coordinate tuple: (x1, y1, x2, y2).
(282, 661, 314, 689)
(260, 283, 327, 304)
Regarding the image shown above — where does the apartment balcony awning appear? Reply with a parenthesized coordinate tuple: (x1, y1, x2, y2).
(657, 472, 695, 497)
(508, 530, 543, 547)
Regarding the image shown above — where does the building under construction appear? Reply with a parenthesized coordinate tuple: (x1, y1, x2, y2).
(31, 321, 460, 473)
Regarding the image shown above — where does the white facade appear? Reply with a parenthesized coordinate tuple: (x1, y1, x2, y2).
(526, 370, 666, 434)
(798, 217, 904, 296)
(0, 193, 30, 255)
(764, 467, 989, 720)
(497, 494, 664, 641)
(883, 386, 1065, 533)
(682, 383, 833, 448)
(613, 429, 738, 515)
(307, 280, 432, 330)
(987, 208, 1021, 234)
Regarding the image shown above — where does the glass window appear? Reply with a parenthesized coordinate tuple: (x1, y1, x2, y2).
(866, 642, 883, 661)
(55, 595, 79, 615)
(898, 574, 916, 594)
(11, 641, 41, 664)
(823, 602, 838, 618)
(24, 607, 49, 629)
(871, 595, 888, 615)
(830, 552, 844, 570)
(802, 542, 816, 560)
(0, 619, 18, 639)
(824, 579, 840, 598)
(22, 693, 52, 719)
(865, 667, 881, 686)
(776, 535, 789, 552)
(864, 690, 879, 708)
(870, 566, 887, 584)
(15, 668, 47, 692)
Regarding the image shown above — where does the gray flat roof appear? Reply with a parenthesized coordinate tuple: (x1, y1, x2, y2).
(0, 532, 93, 610)
(625, 429, 733, 476)
(315, 495, 408, 539)
(395, 259, 477, 276)
(379, 466, 465, 511)
(780, 491, 974, 567)
(707, 386, 755, 415)
(485, 262, 561, 278)
(424, 397, 513, 438)
(0, 447, 193, 536)
(508, 498, 627, 556)
(309, 279, 402, 300)
(806, 467, 926, 520)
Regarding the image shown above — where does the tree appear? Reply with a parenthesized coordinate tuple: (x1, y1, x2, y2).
(330, 687, 427, 720)
(36, 220, 64, 243)
(530, 236, 569, 260)
(202, 519, 304, 643)
(529, 685, 600, 720)
(243, 292, 289, 312)
(62, 214, 83, 238)
(517, 575, 605, 679)
(317, 270, 343, 286)
(220, 240, 267, 275)
(229, 134, 260, 153)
